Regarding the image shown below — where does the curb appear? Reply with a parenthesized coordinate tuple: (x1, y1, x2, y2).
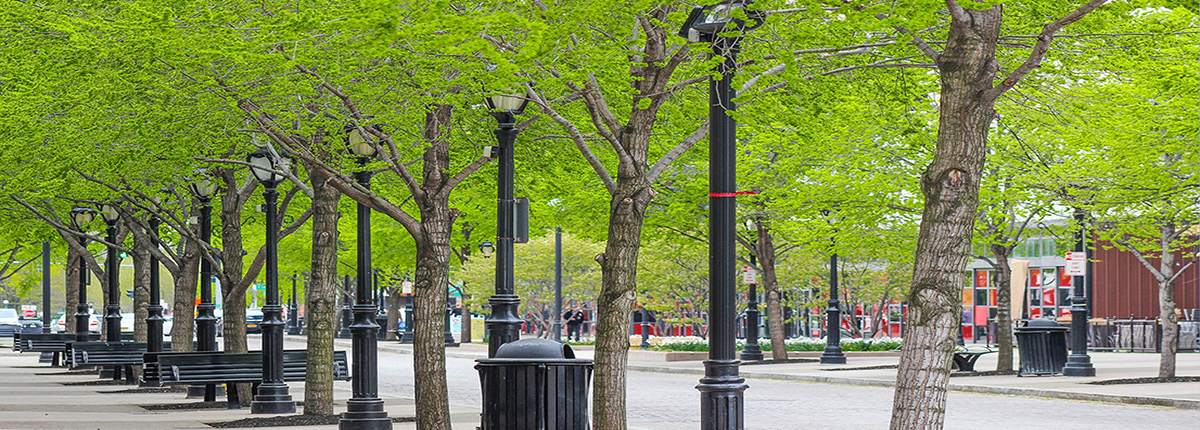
(626, 365, 1200, 410)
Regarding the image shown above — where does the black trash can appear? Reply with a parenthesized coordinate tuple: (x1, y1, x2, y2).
(375, 314, 388, 340)
(1015, 319, 1069, 376)
(476, 338, 594, 430)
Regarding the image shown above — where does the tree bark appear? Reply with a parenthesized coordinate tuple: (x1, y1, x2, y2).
(412, 220, 453, 430)
(755, 226, 787, 360)
(304, 162, 341, 416)
(991, 246, 1014, 372)
(171, 237, 199, 351)
(131, 242, 151, 343)
(593, 176, 653, 430)
(1156, 226, 1178, 378)
(63, 239, 80, 335)
(386, 290, 401, 341)
(890, 6, 1000, 429)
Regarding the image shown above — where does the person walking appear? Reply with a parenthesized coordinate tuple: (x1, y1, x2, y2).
(564, 306, 586, 342)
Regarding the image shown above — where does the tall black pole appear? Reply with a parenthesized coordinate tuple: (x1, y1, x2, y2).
(1063, 209, 1095, 376)
(251, 183, 295, 414)
(103, 219, 122, 346)
(553, 227, 563, 342)
(741, 255, 763, 361)
(287, 273, 300, 335)
(75, 242, 90, 342)
(195, 196, 218, 401)
(339, 275, 353, 339)
(341, 167, 390, 429)
(443, 294, 456, 345)
(821, 251, 846, 364)
(41, 242, 51, 333)
(697, 34, 747, 430)
(486, 119, 522, 358)
(400, 293, 414, 344)
(640, 306, 652, 349)
(146, 217, 165, 355)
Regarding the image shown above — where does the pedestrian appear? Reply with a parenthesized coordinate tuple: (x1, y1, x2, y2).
(564, 306, 586, 342)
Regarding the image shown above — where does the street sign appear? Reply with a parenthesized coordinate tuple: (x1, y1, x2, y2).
(741, 266, 757, 284)
(1065, 252, 1086, 276)
(21, 305, 36, 318)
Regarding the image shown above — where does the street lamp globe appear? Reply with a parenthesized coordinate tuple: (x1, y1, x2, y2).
(478, 241, 495, 258)
(98, 202, 120, 223)
(484, 85, 532, 126)
(189, 170, 220, 199)
(678, 0, 764, 42)
(69, 207, 96, 230)
(245, 147, 292, 185)
(346, 124, 382, 160)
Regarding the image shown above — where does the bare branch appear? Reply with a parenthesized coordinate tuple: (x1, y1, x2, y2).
(984, 0, 1110, 102)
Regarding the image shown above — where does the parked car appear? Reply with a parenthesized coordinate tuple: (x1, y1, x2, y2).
(17, 317, 43, 334)
(0, 308, 20, 337)
(245, 308, 264, 333)
(53, 312, 100, 333)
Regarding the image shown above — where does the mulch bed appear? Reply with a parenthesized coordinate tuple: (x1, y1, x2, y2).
(821, 364, 899, 371)
(950, 370, 1018, 377)
(106, 386, 189, 394)
(143, 401, 230, 411)
(742, 358, 819, 365)
(1088, 376, 1200, 385)
(62, 379, 135, 386)
(208, 414, 414, 428)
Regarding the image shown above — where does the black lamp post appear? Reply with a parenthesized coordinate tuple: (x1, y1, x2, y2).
(340, 124, 392, 430)
(287, 273, 301, 335)
(69, 207, 96, 342)
(246, 147, 296, 414)
(553, 228, 563, 342)
(1062, 209, 1096, 376)
(820, 250, 846, 364)
(189, 172, 220, 401)
(339, 277, 354, 339)
(41, 241, 51, 333)
(483, 87, 529, 358)
(146, 214, 166, 356)
(97, 203, 122, 349)
(679, 2, 762, 428)
(640, 305, 652, 349)
(742, 254, 763, 362)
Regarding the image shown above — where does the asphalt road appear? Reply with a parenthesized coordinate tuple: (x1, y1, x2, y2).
(360, 346, 1200, 430)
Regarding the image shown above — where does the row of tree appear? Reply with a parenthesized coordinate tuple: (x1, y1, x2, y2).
(0, 1, 1195, 429)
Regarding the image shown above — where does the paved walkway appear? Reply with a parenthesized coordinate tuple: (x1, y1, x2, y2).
(0, 335, 1195, 429)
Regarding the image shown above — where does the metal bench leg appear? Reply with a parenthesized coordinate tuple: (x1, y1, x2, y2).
(227, 383, 241, 409)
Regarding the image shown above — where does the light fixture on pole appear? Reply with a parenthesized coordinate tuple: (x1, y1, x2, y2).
(246, 147, 297, 414)
(97, 201, 124, 380)
(819, 209, 846, 364)
(340, 123, 392, 430)
(1062, 209, 1096, 376)
(188, 171, 221, 401)
(679, 1, 763, 428)
(69, 207, 96, 343)
(483, 85, 530, 358)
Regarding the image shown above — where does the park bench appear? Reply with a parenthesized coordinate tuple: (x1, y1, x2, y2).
(64, 341, 171, 383)
(951, 346, 995, 372)
(19, 333, 103, 366)
(145, 350, 350, 408)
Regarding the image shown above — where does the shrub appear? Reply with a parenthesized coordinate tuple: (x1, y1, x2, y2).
(649, 337, 903, 352)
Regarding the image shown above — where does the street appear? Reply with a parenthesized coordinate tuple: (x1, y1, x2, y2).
(355, 342, 1200, 430)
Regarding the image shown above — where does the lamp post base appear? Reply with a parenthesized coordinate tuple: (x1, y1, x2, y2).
(697, 359, 747, 430)
(819, 345, 846, 364)
(739, 345, 763, 362)
(340, 399, 392, 430)
(250, 384, 295, 414)
(1062, 355, 1096, 377)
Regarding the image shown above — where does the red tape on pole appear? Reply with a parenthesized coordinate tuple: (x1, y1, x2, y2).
(709, 191, 759, 197)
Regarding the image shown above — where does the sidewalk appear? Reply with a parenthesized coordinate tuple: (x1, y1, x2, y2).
(0, 345, 479, 430)
(360, 337, 1200, 410)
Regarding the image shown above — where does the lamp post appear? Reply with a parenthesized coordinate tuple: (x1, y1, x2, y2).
(189, 172, 220, 401)
(246, 147, 296, 414)
(640, 305, 652, 349)
(287, 273, 301, 335)
(97, 203, 122, 349)
(679, 2, 762, 428)
(339, 277, 354, 339)
(399, 279, 415, 344)
(41, 241, 51, 333)
(741, 254, 763, 361)
(146, 214, 166, 356)
(820, 250, 846, 364)
(340, 124, 392, 430)
(483, 87, 529, 358)
(69, 207, 95, 342)
(1062, 209, 1096, 376)
(553, 228, 563, 342)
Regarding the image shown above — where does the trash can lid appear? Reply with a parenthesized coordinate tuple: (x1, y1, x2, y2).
(495, 338, 576, 359)
(1022, 318, 1067, 330)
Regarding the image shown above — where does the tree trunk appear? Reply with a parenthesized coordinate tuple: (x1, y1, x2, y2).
(304, 162, 341, 416)
(593, 178, 652, 430)
(171, 237, 199, 352)
(386, 291, 401, 341)
(991, 246, 1013, 372)
(219, 181, 253, 406)
(132, 244, 151, 343)
(460, 293, 471, 343)
(64, 242, 80, 335)
(890, 6, 1000, 430)
(412, 211, 454, 430)
(1157, 227, 1178, 378)
(757, 228, 787, 360)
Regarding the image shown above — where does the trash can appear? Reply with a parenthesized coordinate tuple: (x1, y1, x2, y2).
(476, 338, 594, 430)
(375, 314, 388, 340)
(1015, 319, 1069, 376)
